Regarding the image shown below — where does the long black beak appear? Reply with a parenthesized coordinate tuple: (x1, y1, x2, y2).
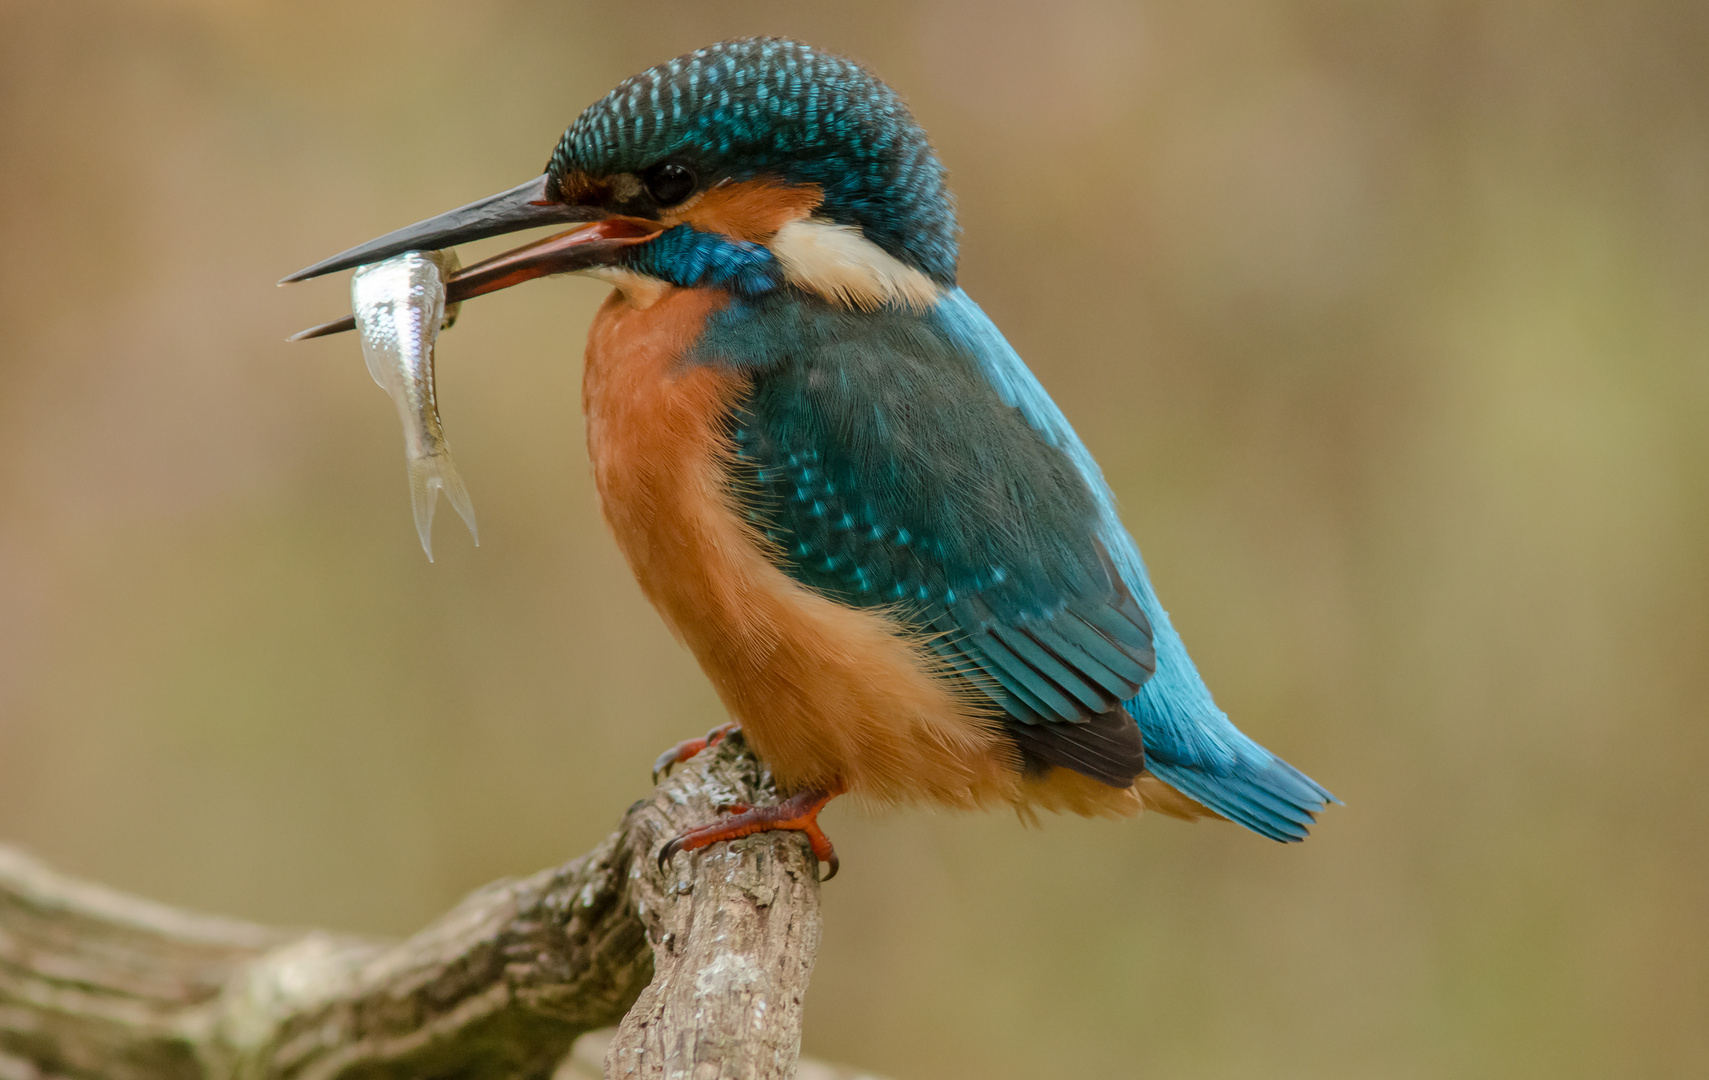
(280, 174, 597, 284)
(281, 173, 663, 340)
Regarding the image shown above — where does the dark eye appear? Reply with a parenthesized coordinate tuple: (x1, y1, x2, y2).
(642, 162, 696, 207)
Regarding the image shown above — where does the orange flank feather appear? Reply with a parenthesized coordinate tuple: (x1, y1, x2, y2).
(664, 178, 823, 244)
(582, 277, 1151, 819)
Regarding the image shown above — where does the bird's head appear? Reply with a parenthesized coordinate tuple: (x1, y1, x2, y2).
(285, 39, 957, 318)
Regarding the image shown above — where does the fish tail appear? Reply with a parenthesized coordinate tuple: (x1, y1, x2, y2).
(407, 451, 479, 561)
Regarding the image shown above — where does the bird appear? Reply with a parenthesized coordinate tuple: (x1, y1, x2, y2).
(284, 38, 1337, 879)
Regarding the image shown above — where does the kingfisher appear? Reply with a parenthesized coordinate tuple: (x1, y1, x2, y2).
(284, 38, 1336, 878)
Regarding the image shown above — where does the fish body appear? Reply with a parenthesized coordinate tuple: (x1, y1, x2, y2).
(350, 250, 477, 560)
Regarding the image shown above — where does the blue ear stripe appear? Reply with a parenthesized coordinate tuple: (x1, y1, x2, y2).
(620, 225, 783, 294)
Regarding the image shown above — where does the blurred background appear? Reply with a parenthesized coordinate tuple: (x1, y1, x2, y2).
(2, 1, 1706, 1077)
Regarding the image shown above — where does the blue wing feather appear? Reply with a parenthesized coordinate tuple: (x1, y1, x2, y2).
(701, 292, 1153, 786)
(933, 288, 1338, 841)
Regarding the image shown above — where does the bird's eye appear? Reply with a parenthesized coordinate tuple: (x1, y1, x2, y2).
(642, 162, 696, 207)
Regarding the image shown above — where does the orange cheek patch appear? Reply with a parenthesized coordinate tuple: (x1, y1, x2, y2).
(667, 179, 823, 243)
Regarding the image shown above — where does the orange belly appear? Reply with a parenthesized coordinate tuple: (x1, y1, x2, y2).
(582, 285, 1146, 818)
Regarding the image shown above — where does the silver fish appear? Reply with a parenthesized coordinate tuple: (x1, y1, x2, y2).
(350, 249, 477, 561)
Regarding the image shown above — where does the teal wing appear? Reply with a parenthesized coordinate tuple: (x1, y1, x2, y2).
(699, 295, 1155, 786)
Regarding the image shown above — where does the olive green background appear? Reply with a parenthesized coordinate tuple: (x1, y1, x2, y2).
(2, 2, 1705, 1077)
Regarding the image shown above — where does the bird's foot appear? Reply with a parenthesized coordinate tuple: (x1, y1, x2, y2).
(651, 722, 741, 783)
(658, 786, 842, 881)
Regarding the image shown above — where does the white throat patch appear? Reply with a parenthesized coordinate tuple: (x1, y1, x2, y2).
(769, 219, 941, 312)
(583, 265, 670, 310)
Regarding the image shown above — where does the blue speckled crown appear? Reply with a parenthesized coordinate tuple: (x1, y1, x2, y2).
(549, 38, 959, 283)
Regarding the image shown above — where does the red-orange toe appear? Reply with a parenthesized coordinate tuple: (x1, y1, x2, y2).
(658, 786, 842, 881)
(650, 722, 741, 782)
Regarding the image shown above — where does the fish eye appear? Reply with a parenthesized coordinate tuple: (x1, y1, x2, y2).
(643, 162, 696, 207)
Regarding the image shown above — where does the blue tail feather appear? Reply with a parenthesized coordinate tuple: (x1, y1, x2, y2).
(1147, 756, 1335, 842)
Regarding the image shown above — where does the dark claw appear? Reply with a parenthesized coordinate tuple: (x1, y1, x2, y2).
(651, 747, 683, 784)
(658, 834, 686, 872)
(821, 851, 839, 882)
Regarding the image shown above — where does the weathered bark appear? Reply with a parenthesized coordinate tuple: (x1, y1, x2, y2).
(0, 734, 828, 1080)
(609, 746, 822, 1080)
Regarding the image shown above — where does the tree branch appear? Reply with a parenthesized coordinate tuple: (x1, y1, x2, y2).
(0, 734, 826, 1080)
